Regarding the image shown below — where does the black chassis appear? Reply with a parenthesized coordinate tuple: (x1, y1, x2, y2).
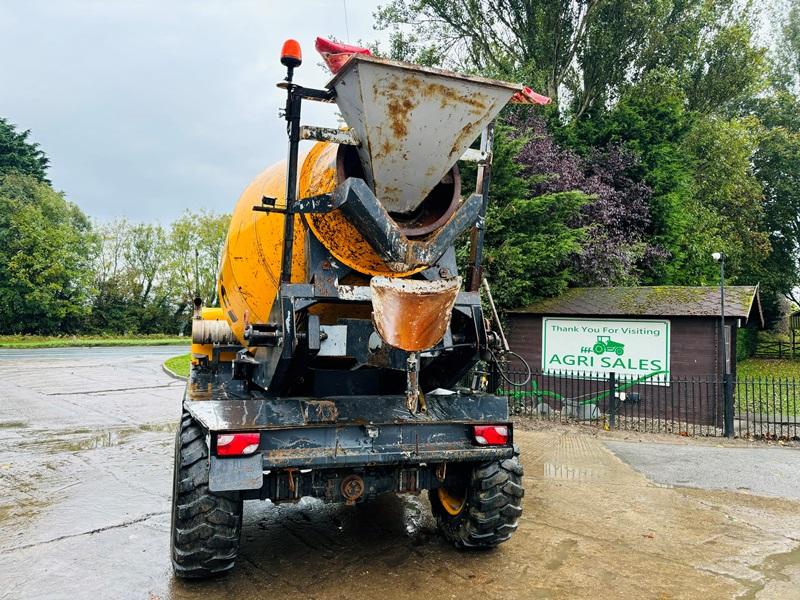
(182, 365, 513, 504)
(190, 77, 510, 506)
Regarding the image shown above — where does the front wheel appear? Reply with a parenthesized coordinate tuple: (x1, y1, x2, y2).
(171, 411, 243, 578)
(429, 447, 524, 548)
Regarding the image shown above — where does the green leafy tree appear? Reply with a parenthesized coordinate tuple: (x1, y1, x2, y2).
(375, 0, 766, 119)
(88, 220, 179, 334)
(773, 0, 800, 90)
(681, 115, 769, 281)
(571, 71, 769, 285)
(89, 220, 138, 333)
(0, 118, 50, 183)
(753, 125, 800, 307)
(461, 124, 587, 309)
(126, 223, 169, 305)
(167, 210, 231, 308)
(0, 174, 96, 333)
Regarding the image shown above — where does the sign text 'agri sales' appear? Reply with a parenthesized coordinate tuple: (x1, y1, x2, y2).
(542, 318, 670, 380)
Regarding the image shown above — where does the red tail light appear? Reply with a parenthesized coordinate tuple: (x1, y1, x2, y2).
(472, 425, 509, 446)
(216, 432, 260, 456)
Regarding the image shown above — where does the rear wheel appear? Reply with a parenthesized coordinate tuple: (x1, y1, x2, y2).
(429, 446, 524, 548)
(171, 411, 243, 578)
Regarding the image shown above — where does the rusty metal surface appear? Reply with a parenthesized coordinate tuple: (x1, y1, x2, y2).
(340, 475, 365, 504)
(328, 54, 518, 215)
(370, 276, 461, 352)
(300, 142, 426, 278)
(299, 125, 358, 145)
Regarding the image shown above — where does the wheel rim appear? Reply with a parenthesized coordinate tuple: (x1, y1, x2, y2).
(437, 485, 467, 516)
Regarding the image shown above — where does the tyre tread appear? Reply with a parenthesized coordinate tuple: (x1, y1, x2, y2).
(430, 446, 524, 549)
(171, 411, 242, 578)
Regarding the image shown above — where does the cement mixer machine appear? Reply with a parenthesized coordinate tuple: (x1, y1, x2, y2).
(171, 39, 538, 578)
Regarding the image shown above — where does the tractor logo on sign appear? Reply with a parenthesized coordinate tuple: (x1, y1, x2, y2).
(582, 335, 625, 356)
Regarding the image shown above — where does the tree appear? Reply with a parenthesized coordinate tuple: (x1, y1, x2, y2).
(88, 219, 187, 334)
(681, 115, 768, 280)
(375, 0, 766, 120)
(773, 0, 800, 90)
(167, 210, 231, 308)
(508, 112, 660, 286)
(0, 174, 95, 334)
(89, 220, 139, 333)
(460, 121, 587, 309)
(126, 223, 169, 305)
(753, 125, 800, 306)
(0, 118, 50, 183)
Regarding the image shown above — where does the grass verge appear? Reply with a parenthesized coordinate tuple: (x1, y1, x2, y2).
(737, 358, 800, 379)
(164, 354, 191, 379)
(0, 334, 187, 349)
(736, 358, 800, 416)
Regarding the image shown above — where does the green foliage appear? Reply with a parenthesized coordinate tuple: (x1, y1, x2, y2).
(684, 20, 767, 113)
(774, 0, 800, 90)
(567, 71, 695, 281)
(752, 103, 800, 308)
(567, 70, 768, 287)
(375, 0, 766, 119)
(680, 115, 768, 282)
(736, 326, 759, 361)
(0, 118, 50, 183)
(86, 210, 231, 335)
(166, 210, 231, 306)
(464, 124, 588, 309)
(0, 174, 96, 334)
(484, 191, 587, 308)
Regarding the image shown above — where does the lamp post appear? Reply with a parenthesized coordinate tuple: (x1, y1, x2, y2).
(712, 252, 733, 437)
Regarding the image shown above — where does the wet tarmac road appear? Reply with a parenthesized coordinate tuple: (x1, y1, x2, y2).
(1, 347, 800, 599)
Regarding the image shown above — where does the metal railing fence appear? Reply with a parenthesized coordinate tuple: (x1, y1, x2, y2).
(487, 367, 799, 440)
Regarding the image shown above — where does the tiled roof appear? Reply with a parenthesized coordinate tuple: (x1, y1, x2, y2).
(510, 286, 762, 325)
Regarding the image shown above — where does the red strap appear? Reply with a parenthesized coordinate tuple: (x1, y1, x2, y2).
(315, 37, 372, 74)
(511, 86, 552, 105)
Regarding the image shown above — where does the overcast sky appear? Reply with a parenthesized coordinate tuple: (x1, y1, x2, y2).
(0, 0, 386, 222)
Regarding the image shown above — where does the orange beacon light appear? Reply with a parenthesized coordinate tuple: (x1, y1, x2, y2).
(280, 39, 302, 69)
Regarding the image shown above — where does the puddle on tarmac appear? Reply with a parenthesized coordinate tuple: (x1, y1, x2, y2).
(741, 543, 800, 600)
(15, 422, 175, 453)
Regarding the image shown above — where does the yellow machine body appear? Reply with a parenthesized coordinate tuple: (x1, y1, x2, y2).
(217, 141, 425, 347)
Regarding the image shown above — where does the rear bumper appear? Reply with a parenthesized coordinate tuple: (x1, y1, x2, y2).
(184, 392, 513, 494)
(256, 422, 513, 469)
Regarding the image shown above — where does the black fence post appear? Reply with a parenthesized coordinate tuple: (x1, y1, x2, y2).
(723, 372, 734, 438)
(609, 372, 616, 430)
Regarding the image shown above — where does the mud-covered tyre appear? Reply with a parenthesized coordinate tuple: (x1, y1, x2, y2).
(170, 411, 243, 578)
(429, 445, 523, 548)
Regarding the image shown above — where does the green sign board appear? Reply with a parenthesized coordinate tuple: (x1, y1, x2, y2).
(542, 317, 670, 381)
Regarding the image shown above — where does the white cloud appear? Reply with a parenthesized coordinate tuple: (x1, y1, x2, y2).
(0, 0, 388, 221)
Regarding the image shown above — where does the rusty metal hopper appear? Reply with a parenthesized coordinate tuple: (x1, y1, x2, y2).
(328, 55, 519, 216)
(370, 276, 462, 352)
